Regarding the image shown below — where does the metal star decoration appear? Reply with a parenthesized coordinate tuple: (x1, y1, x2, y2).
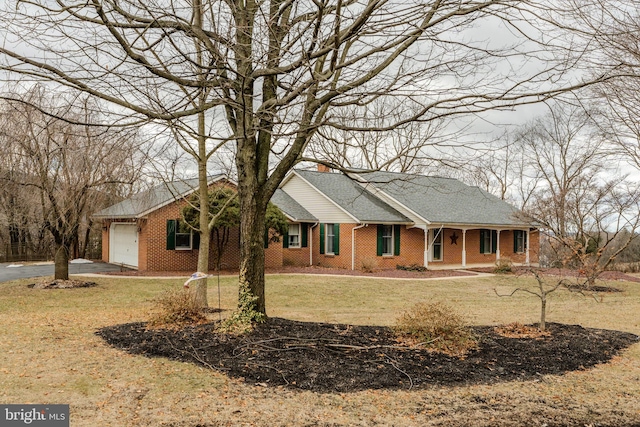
(450, 232, 459, 245)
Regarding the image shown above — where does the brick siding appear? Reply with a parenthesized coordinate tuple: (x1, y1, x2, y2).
(103, 204, 539, 272)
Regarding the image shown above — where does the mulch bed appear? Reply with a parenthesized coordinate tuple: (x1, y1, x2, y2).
(470, 266, 640, 284)
(96, 318, 638, 393)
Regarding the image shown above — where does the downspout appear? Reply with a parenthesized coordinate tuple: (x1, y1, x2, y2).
(352, 223, 367, 270)
(526, 228, 530, 266)
(309, 222, 319, 266)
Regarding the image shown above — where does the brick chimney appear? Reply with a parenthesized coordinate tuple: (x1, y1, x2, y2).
(317, 164, 331, 173)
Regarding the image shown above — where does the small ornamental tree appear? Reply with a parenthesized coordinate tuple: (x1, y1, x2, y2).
(183, 186, 240, 270)
(495, 269, 569, 332)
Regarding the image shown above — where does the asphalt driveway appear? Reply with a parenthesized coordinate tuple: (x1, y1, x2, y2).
(0, 261, 131, 283)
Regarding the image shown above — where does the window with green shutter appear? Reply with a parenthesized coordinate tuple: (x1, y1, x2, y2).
(480, 229, 497, 254)
(167, 219, 195, 250)
(377, 224, 401, 256)
(514, 230, 527, 253)
(301, 223, 308, 248)
(166, 219, 176, 250)
(322, 223, 339, 255)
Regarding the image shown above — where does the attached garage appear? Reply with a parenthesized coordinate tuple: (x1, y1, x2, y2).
(110, 223, 138, 268)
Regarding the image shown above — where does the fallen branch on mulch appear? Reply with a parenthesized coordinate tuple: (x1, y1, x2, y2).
(28, 279, 97, 289)
(96, 318, 639, 393)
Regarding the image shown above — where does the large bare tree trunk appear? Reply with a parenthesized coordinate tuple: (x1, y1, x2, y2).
(238, 189, 268, 315)
(236, 131, 269, 315)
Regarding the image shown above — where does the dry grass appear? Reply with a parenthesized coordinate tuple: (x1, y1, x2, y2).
(0, 273, 639, 426)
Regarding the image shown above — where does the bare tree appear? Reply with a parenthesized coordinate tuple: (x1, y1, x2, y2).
(516, 103, 640, 286)
(0, 0, 600, 317)
(307, 101, 458, 173)
(0, 86, 140, 280)
(543, 1, 640, 172)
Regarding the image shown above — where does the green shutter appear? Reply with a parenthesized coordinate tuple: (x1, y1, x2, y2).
(479, 229, 485, 254)
(301, 223, 308, 248)
(166, 219, 176, 250)
(283, 229, 289, 248)
(319, 223, 325, 254)
(377, 225, 384, 256)
(333, 224, 340, 255)
(264, 228, 269, 248)
(394, 225, 401, 256)
(492, 230, 498, 254)
(193, 231, 200, 250)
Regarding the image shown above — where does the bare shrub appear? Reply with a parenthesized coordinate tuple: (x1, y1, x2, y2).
(494, 258, 513, 274)
(394, 302, 478, 356)
(611, 262, 640, 273)
(148, 289, 207, 328)
(360, 257, 378, 273)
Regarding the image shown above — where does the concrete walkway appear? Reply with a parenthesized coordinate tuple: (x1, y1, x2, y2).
(76, 269, 495, 282)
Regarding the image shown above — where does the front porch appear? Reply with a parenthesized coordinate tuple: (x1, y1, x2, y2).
(425, 262, 540, 271)
(419, 226, 537, 269)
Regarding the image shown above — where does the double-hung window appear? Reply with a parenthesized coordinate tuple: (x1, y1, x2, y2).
(326, 223, 335, 254)
(288, 224, 301, 248)
(320, 223, 339, 255)
(377, 224, 401, 256)
(432, 229, 442, 261)
(175, 221, 193, 250)
(480, 229, 497, 254)
(167, 219, 198, 251)
(514, 230, 527, 253)
(382, 225, 393, 256)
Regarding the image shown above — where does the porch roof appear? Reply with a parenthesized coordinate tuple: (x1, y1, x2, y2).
(354, 171, 531, 228)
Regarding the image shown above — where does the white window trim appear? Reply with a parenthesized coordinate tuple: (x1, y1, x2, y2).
(431, 229, 443, 262)
(482, 230, 493, 255)
(382, 225, 394, 256)
(288, 223, 301, 248)
(175, 227, 193, 250)
(325, 223, 335, 255)
(515, 230, 526, 254)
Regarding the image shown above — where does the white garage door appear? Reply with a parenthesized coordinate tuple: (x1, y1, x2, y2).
(110, 224, 138, 268)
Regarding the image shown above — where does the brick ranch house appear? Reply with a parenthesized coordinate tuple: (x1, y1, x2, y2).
(94, 168, 539, 272)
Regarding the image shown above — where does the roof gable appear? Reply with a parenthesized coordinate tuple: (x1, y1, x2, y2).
(270, 189, 317, 222)
(93, 175, 226, 219)
(292, 170, 412, 224)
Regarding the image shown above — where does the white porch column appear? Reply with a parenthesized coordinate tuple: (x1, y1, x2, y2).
(424, 227, 429, 268)
(462, 229, 467, 267)
(496, 230, 501, 261)
(525, 229, 530, 265)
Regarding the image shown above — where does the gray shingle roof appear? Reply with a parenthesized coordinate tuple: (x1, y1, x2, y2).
(270, 189, 317, 222)
(93, 176, 224, 219)
(355, 171, 528, 227)
(295, 170, 412, 223)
